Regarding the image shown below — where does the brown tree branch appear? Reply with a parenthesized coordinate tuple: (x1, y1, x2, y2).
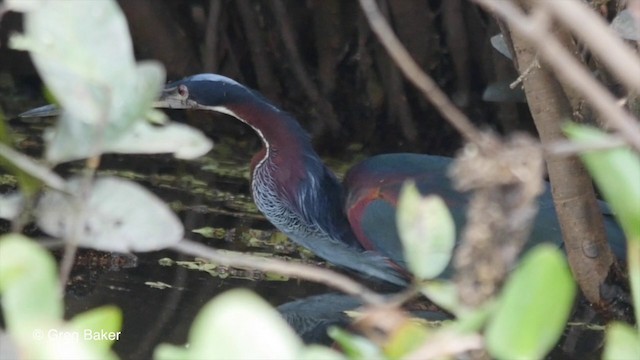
(474, 0, 640, 151)
(475, 0, 617, 304)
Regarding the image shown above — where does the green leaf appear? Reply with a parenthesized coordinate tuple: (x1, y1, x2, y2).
(419, 280, 461, 315)
(106, 120, 213, 160)
(486, 245, 576, 360)
(397, 182, 456, 280)
(35, 176, 184, 252)
(155, 289, 302, 360)
(328, 327, 383, 359)
(297, 345, 346, 360)
(0, 234, 62, 339)
(42, 62, 170, 164)
(70, 306, 122, 351)
(564, 123, 640, 242)
(44, 115, 213, 163)
(154, 344, 189, 360)
(0, 193, 23, 221)
(603, 322, 640, 360)
(10, 1, 171, 164)
(384, 321, 429, 359)
(11, 0, 136, 123)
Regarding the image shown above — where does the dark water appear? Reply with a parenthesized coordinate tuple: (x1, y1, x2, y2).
(2, 112, 356, 359)
(63, 248, 333, 359)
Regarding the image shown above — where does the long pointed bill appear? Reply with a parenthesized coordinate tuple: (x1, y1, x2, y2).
(21, 82, 203, 117)
(19, 104, 60, 118)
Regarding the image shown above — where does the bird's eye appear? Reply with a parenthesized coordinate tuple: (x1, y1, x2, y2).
(178, 84, 189, 99)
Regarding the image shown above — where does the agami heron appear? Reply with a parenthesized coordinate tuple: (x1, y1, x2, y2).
(153, 73, 626, 286)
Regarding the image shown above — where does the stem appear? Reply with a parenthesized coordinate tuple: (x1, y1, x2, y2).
(628, 240, 640, 327)
(171, 239, 389, 306)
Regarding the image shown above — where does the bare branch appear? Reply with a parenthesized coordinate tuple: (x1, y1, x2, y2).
(543, 0, 640, 95)
(546, 137, 628, 157)
(171, 239, 389, 305)
(0, 143, 66, 192)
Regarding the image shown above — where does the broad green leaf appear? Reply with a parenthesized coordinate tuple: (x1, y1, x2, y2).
(10, 0, 136, 123)
(564, 123, 640, 242)
(70, 306, 122, 351)
(0, 331, 20, 359)
(328, 327, 383, 359)
(0, 234, 62, 339)
(35, 176, 183, 252)
(603, 322, 640, 360)
(384, 321, 429, 359)
(43, 63, 168, 164)
(154, 344, 189, 360)
(155, 289, 302, 360)
(420, 280, 461, 315)
(628, 241, 640, 330)
(0, 192, 23, 221)
(297, 345, 346, 360)
(5, 0, 42, 12)
(397, 182, 456, 280)
(486, 245, 576, 360)
(44, 117, 212, 163)
(10, 1, 169, 164)
(107, 121, 213, 160)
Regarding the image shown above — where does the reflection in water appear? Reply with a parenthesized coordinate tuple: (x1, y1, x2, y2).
(278, 293, 451, 346)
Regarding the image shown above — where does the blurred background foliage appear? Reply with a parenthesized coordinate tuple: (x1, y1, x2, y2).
(1, 0, 544, 156)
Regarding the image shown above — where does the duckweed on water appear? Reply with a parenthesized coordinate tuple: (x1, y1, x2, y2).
(192, 227, 227, 239)
(157, 257, 285, 281)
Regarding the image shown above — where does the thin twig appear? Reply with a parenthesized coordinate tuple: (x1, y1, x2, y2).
(59, 91, 110, 293)
(545, 136, 627, 157)
(474, 0, 640, 151)
(509, 56, 538, 89)
(543, 0, 640, 94)
(171, 238, 389, 305)
(0, 143, 67, 192)
(357, 0, 486, 147)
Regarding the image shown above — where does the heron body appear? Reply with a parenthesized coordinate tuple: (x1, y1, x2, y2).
(156, 73, 626, 285)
